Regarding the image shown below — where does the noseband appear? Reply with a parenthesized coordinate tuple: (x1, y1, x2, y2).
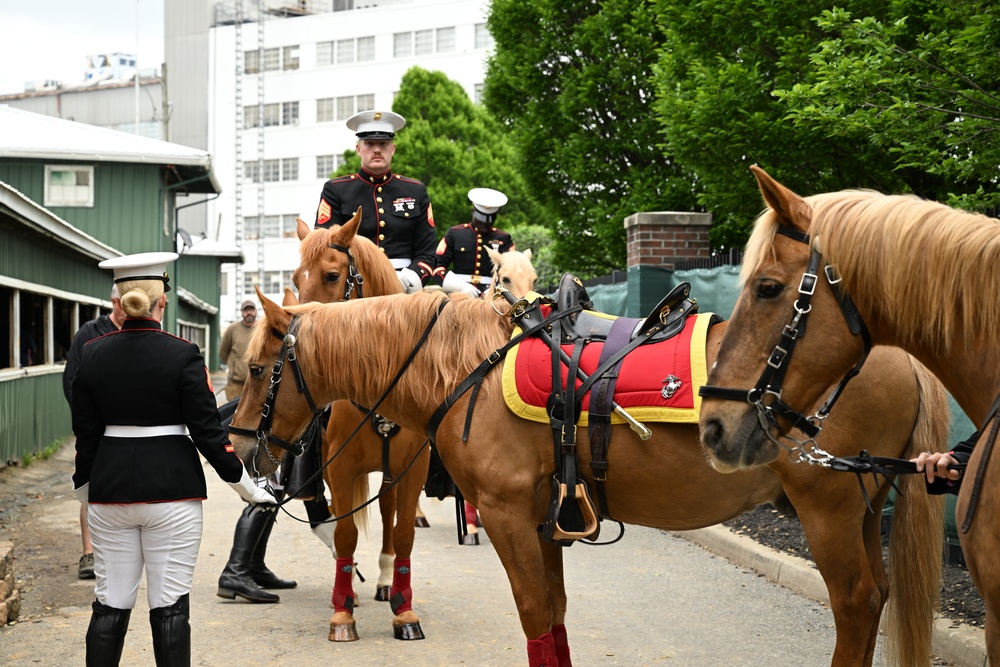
(699, 225, 872, 452)
(227, 316, 326, 466)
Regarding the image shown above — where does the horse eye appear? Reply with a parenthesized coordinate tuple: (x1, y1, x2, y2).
(755, 281, 784, 300)
(249, 365, 264, 379)
(502, 276, 512, 286)
(325, 272, 340, 284)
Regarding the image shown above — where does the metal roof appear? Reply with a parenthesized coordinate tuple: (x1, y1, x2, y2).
(0, 105, 221, 194)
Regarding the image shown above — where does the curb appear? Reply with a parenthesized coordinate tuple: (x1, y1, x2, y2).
(674, 525, 987, 667)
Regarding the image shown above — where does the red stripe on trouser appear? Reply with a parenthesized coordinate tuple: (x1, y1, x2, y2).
(526, 631, 558, 667)
(331, 557, 354, 614)
(391, 558, 412, 613)
(551, 624, 571, 667)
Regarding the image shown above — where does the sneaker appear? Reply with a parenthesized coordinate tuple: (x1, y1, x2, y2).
(78, 553, 95, 580)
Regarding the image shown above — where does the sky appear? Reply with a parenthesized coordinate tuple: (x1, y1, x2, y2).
(0, 0, 164, 96)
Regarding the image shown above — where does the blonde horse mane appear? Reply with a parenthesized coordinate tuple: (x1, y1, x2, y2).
(249, 292, 515, 405)
(743, 189, 1000, 353)
(298, 224, 403, 296)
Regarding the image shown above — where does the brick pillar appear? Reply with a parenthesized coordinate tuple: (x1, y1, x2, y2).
(623, 212, 712, 316)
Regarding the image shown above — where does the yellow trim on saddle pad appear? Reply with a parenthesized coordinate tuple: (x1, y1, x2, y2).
(502, 307, 713, 426)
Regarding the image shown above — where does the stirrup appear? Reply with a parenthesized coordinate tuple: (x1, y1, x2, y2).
(541, 476, 600, 543)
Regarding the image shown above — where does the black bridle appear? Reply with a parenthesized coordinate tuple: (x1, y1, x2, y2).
(328, 241, 365, 301)
(227, 317, 326, 468)
(699, 226, 873, 448)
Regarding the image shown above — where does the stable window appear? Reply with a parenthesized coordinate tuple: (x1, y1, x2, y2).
(45, 165, 94, 207)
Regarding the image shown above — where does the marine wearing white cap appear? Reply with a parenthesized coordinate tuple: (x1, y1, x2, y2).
(436, 187, 515, 296)
(314, 110, 437, 293)
(99, 252, 179, 292)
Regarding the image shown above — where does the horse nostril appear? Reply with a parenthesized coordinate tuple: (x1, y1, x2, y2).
(701, 418, 724, 452)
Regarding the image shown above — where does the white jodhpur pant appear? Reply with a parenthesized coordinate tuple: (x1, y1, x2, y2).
(88, 501, 203, 610)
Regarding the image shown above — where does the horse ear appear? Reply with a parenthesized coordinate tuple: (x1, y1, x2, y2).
(256, 286, 290, 329)
(487, 247, 503, 264)
(334, 207, 362, 245)
(281, 287, 299, 307)
(296, 218, 311, 241)
(523, 248, 532, 261)
(750, 165, 812, 232)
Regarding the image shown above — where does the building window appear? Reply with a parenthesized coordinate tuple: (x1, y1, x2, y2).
(245, 50, 260, 74)
(437, 27, 456, 53)
(336, 96, 354, 121)
(394, 32, 412, 58)
(45, 165, 94, 207)
(475, 23, 494, 50)
(244, 159, 299, 183)
(244, 102, 298, 129)
(474, 83, 484, 105)
(414, 30, 434, 56)
(317, 155, 335, 179)
(357, 36, 375, 61)
(318, 36, 375, 66)
(317, 98, 335, 123)
(282, 45, 300, 70)
(262, 47, 281, 72)
(356, 93, 374, 112)
(242, 213, 299, 239)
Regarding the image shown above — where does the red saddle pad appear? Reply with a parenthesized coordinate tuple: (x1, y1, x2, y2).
(502, 309, 713, 425)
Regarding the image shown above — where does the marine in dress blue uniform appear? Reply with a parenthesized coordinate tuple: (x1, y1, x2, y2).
(71, 252, 274, 666)
(437, 188, 515, 296)
(314, 110, 437, 291)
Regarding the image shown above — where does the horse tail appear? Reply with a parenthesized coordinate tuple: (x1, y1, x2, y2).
(883, 356, 947, 666)
(352, 474, 370, 536)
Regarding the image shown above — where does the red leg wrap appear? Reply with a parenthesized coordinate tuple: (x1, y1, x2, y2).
(551, 624, 572, 667)
(464, 501, 479, 526)
(331, 557, 355, 614)
(526, 631, 558, 667)
(390, 558, 413, 614)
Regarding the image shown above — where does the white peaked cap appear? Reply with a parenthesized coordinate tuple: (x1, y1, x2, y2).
(468, 188, 509, 214)
(346, 110, 406, 139)
(99, 252, 179, 287)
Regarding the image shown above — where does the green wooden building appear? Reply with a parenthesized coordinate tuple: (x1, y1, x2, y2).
(0, 106, 242, 465)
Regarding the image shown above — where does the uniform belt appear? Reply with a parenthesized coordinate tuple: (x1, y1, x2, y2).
(390, 258, 412, 270)
(453, 273, 492, 286)
(104, 424, 190, 438)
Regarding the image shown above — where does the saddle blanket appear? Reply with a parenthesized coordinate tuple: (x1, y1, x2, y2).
(502, 309, 713, 425)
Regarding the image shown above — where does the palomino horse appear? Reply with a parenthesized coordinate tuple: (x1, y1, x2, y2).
(230, 287, 947, 666)
(290, 213, 537, 639)
(699, 165, 1000, 663)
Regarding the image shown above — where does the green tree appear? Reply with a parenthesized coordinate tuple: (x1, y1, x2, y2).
(506, 223, 559, 290)
(650, 0, 916, 249)
(485, 0, 698, 278)
(775, 5, 1000, 213)
(334, 67, 551, 243)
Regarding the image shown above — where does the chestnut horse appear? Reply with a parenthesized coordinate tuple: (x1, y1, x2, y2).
(230, 287, 946, 666)
(290, 212, 536, 639)
(699, 165, 999, 663)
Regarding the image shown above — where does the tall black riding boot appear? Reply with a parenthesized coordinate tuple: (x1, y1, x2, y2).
(217, 505, 280, 603)
(249, 507, 297, 589)
(149, 594, 190, 667)
(85, 599, 131, 667)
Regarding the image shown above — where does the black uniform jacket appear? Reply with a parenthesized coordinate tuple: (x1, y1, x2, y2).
(435, 223, 515, 285)
(315, 167, 437, 283)
(63, 313, 118, 403)
(71, 318, 244, 503)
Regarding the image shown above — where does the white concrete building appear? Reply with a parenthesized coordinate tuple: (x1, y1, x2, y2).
(167, 0, 493, 321)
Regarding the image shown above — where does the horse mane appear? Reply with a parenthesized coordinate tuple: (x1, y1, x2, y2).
(299, 224, 403, 296)
(292, 292, 515, 405)
(744, 189, 1000, 352)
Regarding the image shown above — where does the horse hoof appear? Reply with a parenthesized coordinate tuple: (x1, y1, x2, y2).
(374, 586, 390, 602)
(329, 622, 359, 642)
(462, 533, 480, 546)
(414, 517, 430, 528)
(393, 622, 425, 640)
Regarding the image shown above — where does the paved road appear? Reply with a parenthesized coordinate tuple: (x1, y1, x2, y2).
(3, 458, 867, 667)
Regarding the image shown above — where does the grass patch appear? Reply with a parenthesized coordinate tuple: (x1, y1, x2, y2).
(20, 437, 68, 467)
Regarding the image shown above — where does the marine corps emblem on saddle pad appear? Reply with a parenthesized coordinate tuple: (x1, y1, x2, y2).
(502, 309, 714, 425)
